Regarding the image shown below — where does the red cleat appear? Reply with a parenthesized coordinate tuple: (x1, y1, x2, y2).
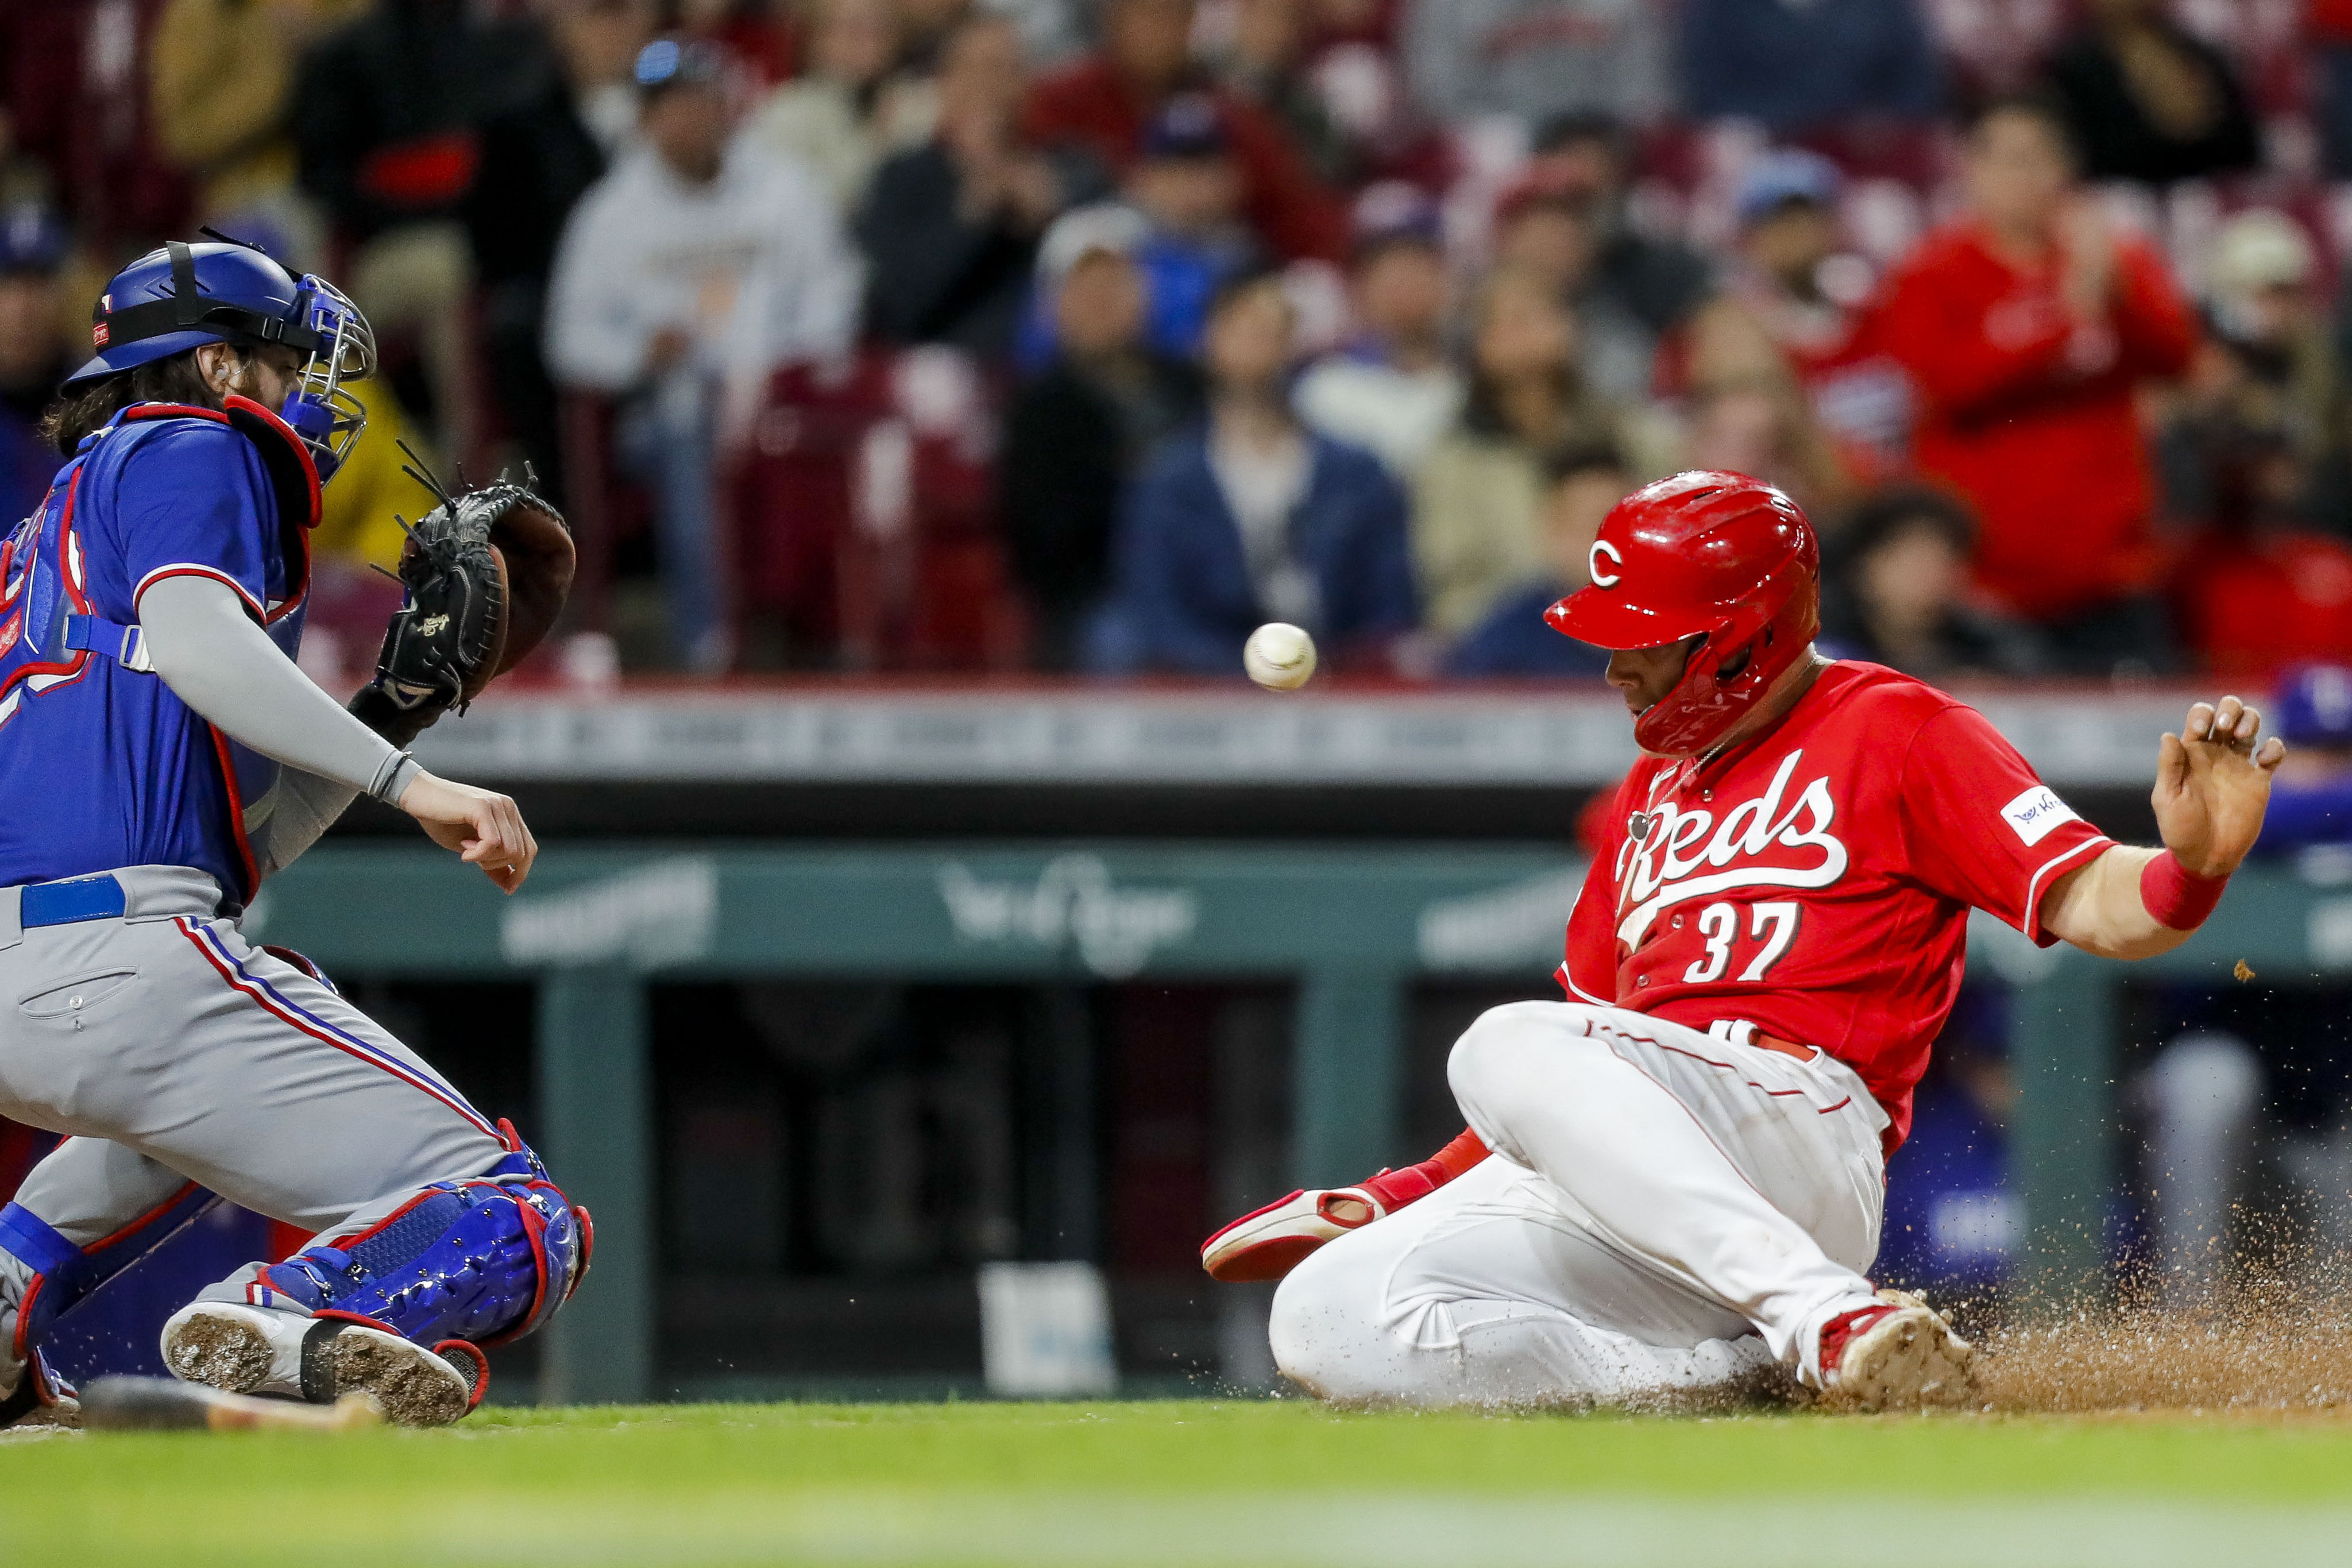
(1199, 1129, 1493, 1283)
(1817, 1289, 1976, 1410)
(1199, 1185, 1388, 1283)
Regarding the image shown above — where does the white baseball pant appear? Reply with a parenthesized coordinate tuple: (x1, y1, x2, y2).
(1269, 1001, 1889, 1405)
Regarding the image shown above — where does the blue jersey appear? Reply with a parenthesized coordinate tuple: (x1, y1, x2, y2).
(0, 399, 319, 909)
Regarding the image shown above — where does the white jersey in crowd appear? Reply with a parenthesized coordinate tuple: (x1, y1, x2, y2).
(1292, 357, 1464, 480)
(543, 133, 863, 397)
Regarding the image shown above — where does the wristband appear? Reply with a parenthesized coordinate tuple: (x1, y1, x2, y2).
(370, 751, 420, 807)
(2141, 849, 2227, 931)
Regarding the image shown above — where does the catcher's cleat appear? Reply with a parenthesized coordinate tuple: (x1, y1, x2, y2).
(161, 1303, 481, 1427)
(1816, 1289, 1976, 1411)
(1202, 1186, 1387, 1283)
(0, 1350, 80, 1430)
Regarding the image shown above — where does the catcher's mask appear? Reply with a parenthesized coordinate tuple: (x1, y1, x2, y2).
(71, 235, 377, 484)
(1544, 471, 1820, 758)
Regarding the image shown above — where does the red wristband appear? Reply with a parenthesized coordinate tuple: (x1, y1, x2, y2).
(2141, 849, 2227, 931)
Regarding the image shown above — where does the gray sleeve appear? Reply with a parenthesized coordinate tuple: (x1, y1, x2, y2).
(241, 765, 366, 882)
(137, 574, 422, 805)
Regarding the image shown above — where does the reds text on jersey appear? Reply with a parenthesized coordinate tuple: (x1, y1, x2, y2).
(1561, 662, 2112, 1149)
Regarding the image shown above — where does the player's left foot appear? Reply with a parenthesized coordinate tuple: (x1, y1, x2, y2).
(1202, 1186, 1388, 1282)
(1816, 1289, 1976, 1411)
(161, 1302, 484, 1427)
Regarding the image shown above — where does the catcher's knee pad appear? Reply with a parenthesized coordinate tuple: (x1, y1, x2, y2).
(253, 1126, 592, 1348)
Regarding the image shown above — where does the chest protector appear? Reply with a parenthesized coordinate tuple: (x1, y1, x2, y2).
(0, 398, 319, 898)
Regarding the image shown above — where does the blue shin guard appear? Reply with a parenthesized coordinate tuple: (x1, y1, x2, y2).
(0, 1183, 219, 1423)
(1, 1184, 219, 1362)
(252, 1127, 591, 1349)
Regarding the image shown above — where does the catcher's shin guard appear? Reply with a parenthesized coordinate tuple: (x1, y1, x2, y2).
(250, 1123, 592, 1350)
(0, 1184, 218, 1364)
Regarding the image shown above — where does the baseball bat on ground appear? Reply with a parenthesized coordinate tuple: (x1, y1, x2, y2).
(80, 1376, 382, 1432)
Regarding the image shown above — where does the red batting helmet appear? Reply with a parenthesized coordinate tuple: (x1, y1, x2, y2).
(1545, 471, 1820, 756)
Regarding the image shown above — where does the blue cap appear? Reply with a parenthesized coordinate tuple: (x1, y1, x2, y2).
(1351, 181, 1442, 257)
(636, 37, 726, 94)
(1735, 150, 1842, 228)
(2274, 663, 2352, 747)
(1141, 93, 1229, 160)
(0, 206, 68, 276)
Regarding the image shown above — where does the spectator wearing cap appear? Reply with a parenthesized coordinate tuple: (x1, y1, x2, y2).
(462, 0, 656, 507)
(1002, 204, 1206, 667)
(1876, 94, 2196, 677)
(1684, 150, 1899, 486)
(2041, 0, 2259, 187)
(2159, 211, 2343, 535)
(860, 15, 1104, 364)
(1487, 172, 1659, 411)
(748, 0, 937, 215)
(547, 36, 863, 672)
(1098, 269, 1413, 674)
(1678, 0, 1941, 134)
(0, 206, 69, 524)
(1292, 187, 1461, 480)
(1413, 267, 1663, 639)
(1021, 0, 1347, 263)
(1111, 94, 1263, 358)
(1815, 487, 2045, 683)
(1443, 443, 1625, 678)
(1403, 0, 1670, 139)
(1522, 113, 1713, 353)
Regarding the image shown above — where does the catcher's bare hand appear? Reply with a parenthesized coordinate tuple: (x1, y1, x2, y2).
(397, 771, 538, 893)
(2154, 696, 2286, 879)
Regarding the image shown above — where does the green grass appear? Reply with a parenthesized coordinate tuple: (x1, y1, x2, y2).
(16, 1399, 2352, 1566)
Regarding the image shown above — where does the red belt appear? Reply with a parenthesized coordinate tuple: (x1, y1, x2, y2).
(1751, 1031, 1820, 1063)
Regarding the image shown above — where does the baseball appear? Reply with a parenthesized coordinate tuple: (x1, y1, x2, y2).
(1243, 623, 1318, 690)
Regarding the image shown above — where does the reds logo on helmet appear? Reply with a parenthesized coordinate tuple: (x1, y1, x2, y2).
(1544, 472, 1820, 757)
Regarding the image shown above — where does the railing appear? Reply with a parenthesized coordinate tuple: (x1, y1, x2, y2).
(252, 840, 2318, 1400)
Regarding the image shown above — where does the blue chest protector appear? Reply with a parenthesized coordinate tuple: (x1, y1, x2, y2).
(0, 397, 318, 908)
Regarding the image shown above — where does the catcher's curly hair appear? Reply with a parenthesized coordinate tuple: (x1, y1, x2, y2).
(37, 350, 223, 456)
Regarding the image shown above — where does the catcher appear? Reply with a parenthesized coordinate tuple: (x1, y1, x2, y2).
(0, 237, 582, 1427)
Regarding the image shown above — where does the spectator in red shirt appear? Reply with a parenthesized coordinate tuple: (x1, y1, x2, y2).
(1020, 0, 1347, 262)
(2168, 430, 2352, 681)
(1686, 150, 1909, 481)
(1877, 93, 2196, 677)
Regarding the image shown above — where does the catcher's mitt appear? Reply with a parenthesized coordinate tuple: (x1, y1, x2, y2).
(348, 450, 575, 747)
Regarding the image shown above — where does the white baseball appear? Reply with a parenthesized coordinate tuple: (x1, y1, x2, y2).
(1243, 622, 1318, 690)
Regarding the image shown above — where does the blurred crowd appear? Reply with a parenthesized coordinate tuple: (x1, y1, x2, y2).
(3, 0, 2352, 682)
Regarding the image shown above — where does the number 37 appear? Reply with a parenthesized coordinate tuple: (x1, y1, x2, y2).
(1681, 901, 1799, 984)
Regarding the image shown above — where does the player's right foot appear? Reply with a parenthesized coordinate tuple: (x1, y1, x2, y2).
(1817, 1289, 1977, 1411)
(161, 1302, 482, 1427)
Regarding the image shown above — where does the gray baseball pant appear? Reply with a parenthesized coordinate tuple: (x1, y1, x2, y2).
(0, 866, 509, 1365)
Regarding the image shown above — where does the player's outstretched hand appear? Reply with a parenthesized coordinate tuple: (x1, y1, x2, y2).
(2153, 696, 2287, 879)
(396, 771, 538, 893)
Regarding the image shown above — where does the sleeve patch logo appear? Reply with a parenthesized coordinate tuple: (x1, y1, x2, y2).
(2001, 785, 2079, 847)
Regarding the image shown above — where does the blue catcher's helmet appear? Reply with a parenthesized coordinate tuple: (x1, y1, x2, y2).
(68, 237, 376, 482)
(2274, 663, 2352, 750)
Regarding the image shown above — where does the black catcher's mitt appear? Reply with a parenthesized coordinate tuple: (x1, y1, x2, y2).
(347, 451, 576, 748)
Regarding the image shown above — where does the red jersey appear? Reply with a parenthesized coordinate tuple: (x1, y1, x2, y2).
(1877, 220, 2196, 621)
(1559, 662, 2112, 1150)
